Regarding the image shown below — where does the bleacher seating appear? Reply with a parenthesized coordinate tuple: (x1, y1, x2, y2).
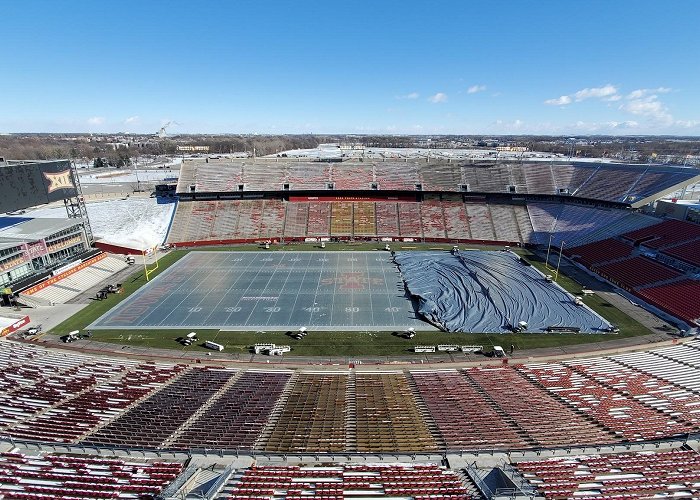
(662, 239, 700, 268)
(565, 238, 634, 267)
(411, 370, 531, 449)
(260, 199, 286, 239)
(567, 211, 660, 247)
(84, 367, 235, 448)
(465, 367, 617, 448)
(518, 363, 696, 441)
(284, 202, 309, 238)
(4, 340, 700, 455)
(306, 202, 331, 237)
(420, 196, 447, 238)
(515, 449, 700, 499)
(490, 204, 521, 242)
(224, 464, 473, 499)
(329, 202, 353, 236)
(28, 256, 128, 305)
(375, 202, 400, 236)
(638, 279, 700, 326)
(6, 362, 183, 444)
(171, 370, 290, 450)
(398, 202, 422, 238)
(353, 202, 376, 236)
(523, 164, 556, 194)
(612, 345, 700, 393)
(575, 167, 643, 201)
(443, 200, 471, 240)
(177, 159, 698, 203)
(465, 204, 495, 240)
(0, 451, 183, 500)
(355, 372, 438, 452)
(594, 255, 683, 290)
(552, 164, 597, 195)
(567, 356, 700, 427)
(264, 373, 347, 453)
(622, 219, 700, 249)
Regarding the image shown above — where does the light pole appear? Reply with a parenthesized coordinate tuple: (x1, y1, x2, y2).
(555, 240, 565, 282)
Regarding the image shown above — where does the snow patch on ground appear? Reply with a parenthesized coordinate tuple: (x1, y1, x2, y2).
(26, 198, 175, 251)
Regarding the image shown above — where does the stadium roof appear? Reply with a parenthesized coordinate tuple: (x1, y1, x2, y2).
(0, 217, 83, 242)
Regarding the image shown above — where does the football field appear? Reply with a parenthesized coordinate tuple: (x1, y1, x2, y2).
(90, 251, 429, 331)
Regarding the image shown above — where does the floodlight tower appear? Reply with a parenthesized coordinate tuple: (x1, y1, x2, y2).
(64, 161, 94, 245)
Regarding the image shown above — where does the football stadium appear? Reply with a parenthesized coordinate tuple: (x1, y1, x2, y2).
(1, 155, 700, 499)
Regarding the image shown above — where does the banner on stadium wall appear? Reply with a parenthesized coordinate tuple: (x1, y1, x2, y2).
(0, 315, 30, 337)
(289, 195, 417, 202)
(23, 253, 107, 295)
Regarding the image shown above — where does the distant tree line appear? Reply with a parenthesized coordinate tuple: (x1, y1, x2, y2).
(1, 134, 698, 166)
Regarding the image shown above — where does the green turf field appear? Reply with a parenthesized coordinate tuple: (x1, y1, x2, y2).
(50, 242, 656, 356)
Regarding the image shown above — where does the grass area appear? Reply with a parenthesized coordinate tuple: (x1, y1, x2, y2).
(51, 243, 655, 356)
(83, 327, 641, 356)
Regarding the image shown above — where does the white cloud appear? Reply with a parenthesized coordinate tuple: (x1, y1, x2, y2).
(467, 84, 487, 94)
(545, 84, 620, 106)
(619, 94, 673, 124)
(544, 95, 572, 106)
(607, 120, 639, 129)
(87, 116, 105, 125)
(626, 87, 672, 100)
(124, 116, 140, 124)
(675, 120, 700, 129)
(428, 92, 448, 103)
(573, 84, 618, 101)
(396, 92, 419, 100)
(603, 94, 622, 102)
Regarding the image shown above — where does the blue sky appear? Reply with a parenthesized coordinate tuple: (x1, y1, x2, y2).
(2, 0, 699, 135)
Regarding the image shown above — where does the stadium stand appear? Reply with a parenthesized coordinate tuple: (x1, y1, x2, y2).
(566, 356, 700, 427)
(27, 255, 127, 304)
(83, 367, 235, 448)
(375, 201, 400, 236)
(354, 372, 438, 452)
(264, 373, 347, 453)
(0, 451, 183, 499)
(397, 202, 422, 238)
(518, 363, 697, 441)
(661, 239, 700, 268)
(594, 255, 683, 290)
(622, 219, 700, 249)
(465, 203, 496, 241)
(443, 199, 471, 240)
(420, 195, 447, 239)
(464, 367, 617, 448)
(490, 204, 522, 242)
(306, 202, 331, 237)
(222, 464, 474, 500)
(330, 202, 353, 236)
(5, 362, 183, 444)
(171, 370, 291, 450)
(353, 201, 376, 236)
(4, 341, 700, 455)
(523, 163, 556, 194)
(575, 167, 643, 201)
(375, 161, 418, 190)
(410, 370, 532, 450)
(515, 449, 700, 499)
(566, 211, 659, 247)
(638, 279, 700, 326)
(283, 202, 309, 238)
(564, 238, 634, 267)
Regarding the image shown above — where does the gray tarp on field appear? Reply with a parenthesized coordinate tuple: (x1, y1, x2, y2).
(395, 250, 611, 333)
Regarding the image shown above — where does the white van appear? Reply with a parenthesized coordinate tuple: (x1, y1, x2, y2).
(204, 340, 224, 351)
